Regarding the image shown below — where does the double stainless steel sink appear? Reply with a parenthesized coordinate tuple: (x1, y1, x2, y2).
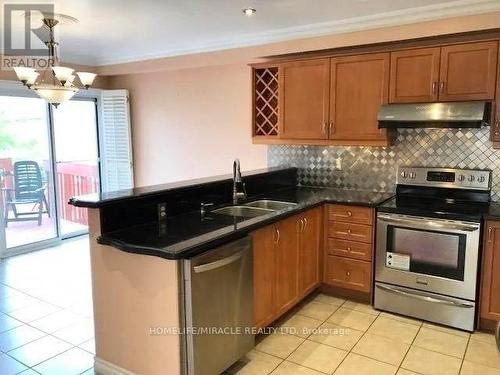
(211, 199, 297, 218)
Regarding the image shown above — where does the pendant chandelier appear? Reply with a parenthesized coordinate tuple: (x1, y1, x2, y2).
(13, 14, 97, 108)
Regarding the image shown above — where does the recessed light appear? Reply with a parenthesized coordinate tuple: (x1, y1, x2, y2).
(242, 8, 256, 16)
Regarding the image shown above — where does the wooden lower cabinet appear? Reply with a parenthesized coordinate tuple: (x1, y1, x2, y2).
(328, 204, 373, 225)
(252, 207, 321, 328)
(299, 207, 322, 297)
(275, 215, 301, 316)
(252, 225, 277, 329)
(253, 204, 377, 328)
(480, 221, 500, 325)
(327, 222, 372, 243)
(326, 238, 372, 262)
(324, 256, 372, 293)
(323, 204, 374, 295)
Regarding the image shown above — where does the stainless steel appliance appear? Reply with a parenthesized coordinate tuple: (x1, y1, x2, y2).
(184, 237, 254, 375)
(375, 167, 491, 331)
(378, 101, 490, 129)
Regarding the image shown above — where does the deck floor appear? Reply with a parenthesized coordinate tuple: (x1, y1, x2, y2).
(5, 215, 87, 249)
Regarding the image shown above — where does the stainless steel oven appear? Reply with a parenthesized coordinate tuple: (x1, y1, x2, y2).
(374, 166, 491, 332)
(376, 213, 480, 300)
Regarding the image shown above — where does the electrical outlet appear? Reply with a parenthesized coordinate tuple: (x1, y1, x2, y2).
(158, 203, 167, 221)
(335, 158, 342, 170)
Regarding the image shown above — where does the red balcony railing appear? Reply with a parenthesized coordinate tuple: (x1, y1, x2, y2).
(1, 158, 99, 227)
(56, 161, 99, 226)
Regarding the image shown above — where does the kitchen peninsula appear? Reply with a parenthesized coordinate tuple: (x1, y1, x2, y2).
(70, 167, 393, 375)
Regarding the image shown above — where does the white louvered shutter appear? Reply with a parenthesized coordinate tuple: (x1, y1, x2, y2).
(99, 90, 134, 192)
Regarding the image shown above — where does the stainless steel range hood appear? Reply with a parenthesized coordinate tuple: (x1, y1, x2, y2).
(378, 102, 490, 129)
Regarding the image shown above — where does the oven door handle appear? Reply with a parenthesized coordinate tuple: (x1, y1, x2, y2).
(376, 284, 475, 308)
(377, 215, 479, 232)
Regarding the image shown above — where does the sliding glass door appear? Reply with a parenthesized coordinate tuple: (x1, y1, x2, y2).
(0, 94, 100, 255)
(52, 99, 100, 238)
(0, 96, 57, 250)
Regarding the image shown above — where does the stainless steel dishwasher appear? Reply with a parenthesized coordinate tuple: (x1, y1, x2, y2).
(183, 236, 254, 375)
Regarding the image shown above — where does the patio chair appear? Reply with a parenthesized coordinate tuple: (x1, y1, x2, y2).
(3, 161, 50, 227)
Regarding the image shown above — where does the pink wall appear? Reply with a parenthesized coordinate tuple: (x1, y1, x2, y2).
(109, 65, 267, 186)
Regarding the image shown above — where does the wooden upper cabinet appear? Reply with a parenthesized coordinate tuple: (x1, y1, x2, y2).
(439, 41, 498, 101)
(329, 53, 389, 141)
(299, 208, 321, 297)
(389, 47, 441, 103)
(480, 221, 500, 322)
(280, 59, 330, 139)
(252, 37, 500, 146)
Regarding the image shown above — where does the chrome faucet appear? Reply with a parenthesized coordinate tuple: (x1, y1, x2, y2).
(232, 159, 247, 204)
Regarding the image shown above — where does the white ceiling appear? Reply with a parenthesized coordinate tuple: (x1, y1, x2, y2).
(8, 0, 500, 66)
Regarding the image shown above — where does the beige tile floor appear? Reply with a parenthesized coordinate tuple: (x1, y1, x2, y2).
(226, 294, 500, 375)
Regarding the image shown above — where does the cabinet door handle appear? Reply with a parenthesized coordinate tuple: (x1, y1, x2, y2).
(303, 217, 308, 230)
(439, 82, 445, 93)
(346, 271, 351, 277)
(347, 211, 352, 217)
(275, 228, 280, 244)
(322, 122, 327, 134)
(494, 119, 500, 136)
(432, 82, 437, 94)
(329, 122, 334, 136)
(299, 218, 304, 232)
(488, 227, 494, 243)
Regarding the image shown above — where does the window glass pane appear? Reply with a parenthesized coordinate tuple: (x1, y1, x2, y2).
(52, 100, 99, 237)
(0, 96, 57, 248)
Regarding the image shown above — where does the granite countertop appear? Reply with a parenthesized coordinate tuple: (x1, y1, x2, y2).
(69, 167, 291, 208)
(97, 186, 394, 260)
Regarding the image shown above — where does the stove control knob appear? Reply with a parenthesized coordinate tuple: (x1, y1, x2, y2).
(409, 172, 417, 179)
(468, 175, 475, 182)
(458, 175, 465, 182)
(400, 171, 408, 179)
(478, 176, 486, 183)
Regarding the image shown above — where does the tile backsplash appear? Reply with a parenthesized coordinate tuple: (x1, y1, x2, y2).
(268, 127, 500, 201)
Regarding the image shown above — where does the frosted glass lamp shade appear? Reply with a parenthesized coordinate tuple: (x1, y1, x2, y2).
(52, 66, 74, 83)
(64, 75, 75, 87)
(25, 72, 40, 86)
(34, 84, 78, 107)
(13, 67, 37, 82)
(76, 72, 97, 87)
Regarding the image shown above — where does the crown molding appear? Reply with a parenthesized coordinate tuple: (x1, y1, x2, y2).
(93, 0, 500, 66)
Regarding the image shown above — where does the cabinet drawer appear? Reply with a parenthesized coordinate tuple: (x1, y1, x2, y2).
(328, 222, 372, 244)
(324, 256, 372, 292)
(328, 205, 373, 225)
(326, 238, 372, 261)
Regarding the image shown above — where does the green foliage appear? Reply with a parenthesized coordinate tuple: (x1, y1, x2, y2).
(0, 115, 17, 150)
(0, 110, 42, 154)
